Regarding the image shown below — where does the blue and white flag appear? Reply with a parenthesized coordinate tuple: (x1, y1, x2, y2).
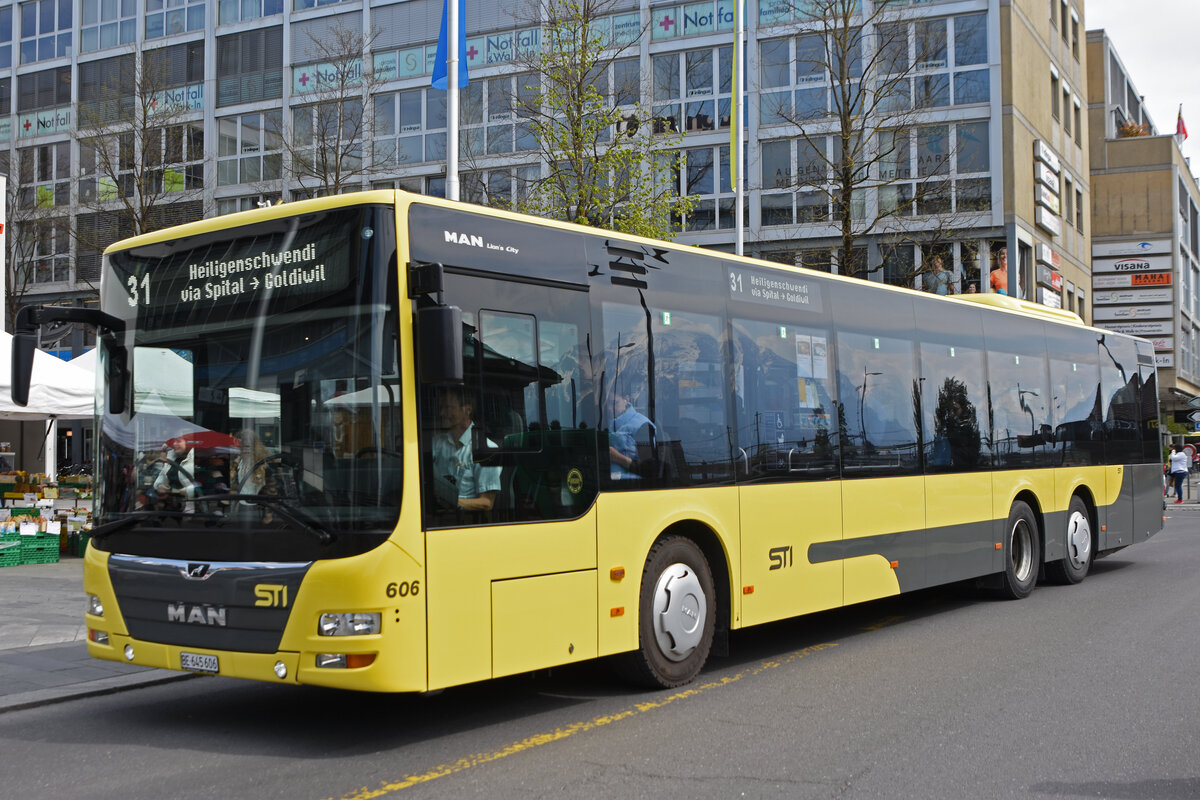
(431, 0, 468, 90)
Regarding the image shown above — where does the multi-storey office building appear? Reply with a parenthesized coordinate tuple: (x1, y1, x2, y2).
(1, 0, 1091, 466)
(1087, 28, 1200, 429)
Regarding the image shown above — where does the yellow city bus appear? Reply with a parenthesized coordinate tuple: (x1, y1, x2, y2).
(11, 191, 1164, 692)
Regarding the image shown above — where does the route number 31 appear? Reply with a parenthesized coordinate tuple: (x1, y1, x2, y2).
(127, 274, 151, 307)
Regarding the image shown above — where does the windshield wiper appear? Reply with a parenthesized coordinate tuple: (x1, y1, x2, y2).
(91, 509, 222, 541)
(192, 494, 334, 545)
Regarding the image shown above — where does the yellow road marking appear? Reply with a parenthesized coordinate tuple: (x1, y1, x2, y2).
(325, 642, 838, 800)
(860, 615, 906, 631)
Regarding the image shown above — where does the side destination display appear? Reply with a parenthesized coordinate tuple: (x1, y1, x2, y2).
(726, 264, 824, 313)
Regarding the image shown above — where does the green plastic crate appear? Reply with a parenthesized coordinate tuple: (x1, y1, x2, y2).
(0, 540, 20, 567)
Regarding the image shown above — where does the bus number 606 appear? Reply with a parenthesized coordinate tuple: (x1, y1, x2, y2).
(386, 581, 420, 598)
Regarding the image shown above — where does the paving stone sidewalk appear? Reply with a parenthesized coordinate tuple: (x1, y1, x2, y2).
(0, 559, 191, 714)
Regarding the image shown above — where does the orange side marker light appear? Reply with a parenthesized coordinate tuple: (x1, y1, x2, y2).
(610, 567, 625, 581)
(890, 560, 899, 569)
(743, 586, 754, 595)
(610, 607, 624, 617)
(995, 543, 1002, 550)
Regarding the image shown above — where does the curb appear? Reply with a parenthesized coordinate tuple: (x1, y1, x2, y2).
(0, 670, 198, 715)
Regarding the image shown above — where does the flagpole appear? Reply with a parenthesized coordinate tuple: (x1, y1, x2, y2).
(446, 0, 460, 201)
(733, 0, 744, 257)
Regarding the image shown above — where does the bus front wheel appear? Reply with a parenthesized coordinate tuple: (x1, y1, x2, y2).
(999, 501, 1040, 600)
(618, 535, 715, 689)
(1046, 496, 1093, 585)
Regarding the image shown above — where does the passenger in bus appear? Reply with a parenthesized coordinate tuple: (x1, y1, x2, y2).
(989, 246, 1009, 295)
(432, 389, 501, 511)
(608, 388, 656, 479)
(150, 436, 195, 510)
(231, 429, 271, 496)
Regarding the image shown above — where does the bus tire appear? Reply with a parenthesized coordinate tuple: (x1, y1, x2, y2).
(998, 501, 1039, 600)
(617, 535, 715, 689)
(1046, 496, 1093, 585)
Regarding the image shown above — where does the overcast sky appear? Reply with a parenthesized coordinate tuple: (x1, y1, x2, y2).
(1085, 0, 1199, 171)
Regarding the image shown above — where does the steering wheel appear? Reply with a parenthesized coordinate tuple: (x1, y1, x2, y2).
(233, 452, 290, 495)
(152, 458, 197, 488)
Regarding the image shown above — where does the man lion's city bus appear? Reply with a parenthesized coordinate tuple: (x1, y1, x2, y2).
(11, 191, 1163, 692)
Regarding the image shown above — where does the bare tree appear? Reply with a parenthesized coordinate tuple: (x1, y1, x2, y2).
(766, 0, 990, 285)
(73, 44, 208, 284)
(504, 0, 695, 239)
(276, 25, 383, 199)
(4, 177, 65, 333)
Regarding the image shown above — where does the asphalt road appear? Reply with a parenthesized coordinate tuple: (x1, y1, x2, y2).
(3, 512, 1198, 800)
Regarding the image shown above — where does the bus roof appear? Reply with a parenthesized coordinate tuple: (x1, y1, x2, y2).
(107, 189, 1096, 336)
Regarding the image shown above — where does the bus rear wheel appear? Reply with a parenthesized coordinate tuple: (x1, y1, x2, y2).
(998, 501, 1040, 600)
(617, 535, 715, 689)
(1046, 496, 1093, 585)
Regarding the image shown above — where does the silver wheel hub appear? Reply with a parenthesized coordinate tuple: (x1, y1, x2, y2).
(652, 563, 707, 662)
(1010, 518, 1034, 582)
(1066, 510, 1092, 570)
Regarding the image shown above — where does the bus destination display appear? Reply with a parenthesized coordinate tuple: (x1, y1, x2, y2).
(726, 265, 824, 313)
(122, 240, 348, 311)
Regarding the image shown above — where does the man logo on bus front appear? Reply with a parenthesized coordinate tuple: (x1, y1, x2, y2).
(184, 563, 210, 580)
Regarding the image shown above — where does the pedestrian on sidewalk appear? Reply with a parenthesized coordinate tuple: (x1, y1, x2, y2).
(1168, 444, 1189, 503)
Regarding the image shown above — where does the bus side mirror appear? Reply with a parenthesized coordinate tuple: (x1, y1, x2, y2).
(10, 332, 37, 407)
(106, 345, 128, 415)
(417, 305, 463, 384)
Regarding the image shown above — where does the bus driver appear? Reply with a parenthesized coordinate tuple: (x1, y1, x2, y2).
(432, 389, 501, 512)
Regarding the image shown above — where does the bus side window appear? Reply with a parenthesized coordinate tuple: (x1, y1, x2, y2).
(732, 317, 838, 479)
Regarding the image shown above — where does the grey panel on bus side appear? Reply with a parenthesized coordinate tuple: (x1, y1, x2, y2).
(408, 204, 593, 286)
(1131, 462, 1165, 544)
(1099, 466, 1135, 552)
(809, 520, 997, 593)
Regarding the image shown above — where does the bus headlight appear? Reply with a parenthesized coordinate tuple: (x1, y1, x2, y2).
(87, 594, 104, 617)
(318, 612, 381, 636)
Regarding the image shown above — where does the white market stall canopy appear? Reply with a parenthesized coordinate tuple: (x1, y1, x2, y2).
(0, 331, 94, 420)
(71, 348, 281, 420)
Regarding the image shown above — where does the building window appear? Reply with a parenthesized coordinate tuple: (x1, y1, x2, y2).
(1074, 100, 1082, 146)
(79, 132, 134, 202)
(19, 0, 71, 64)
(18, 141, 69, 207)
(30, 218, 70, 283)
(1051, 72, 1060, 120)
(216, 193, 281, 215)
(0, 6, 13, 68)
(1060, 1, 1069, 43)
(218, 0, 282, 24)
(1063, 175, 1073, 224)
(146, 0, 205, 39)
(1063, 88, 1071, 135)
(1070, 12, 1079, 58)
(654, 45, 735, 133)
(81, 0, 136, 53)
(216, 26, 282, 106)
(292, 99, 363, 180)
(1075, 188, 1083, 233)
(147, 122, 205, 192)
(77, 54, 134, 126)
(294, 0, 349, 9)
(217, 111, 282, 186)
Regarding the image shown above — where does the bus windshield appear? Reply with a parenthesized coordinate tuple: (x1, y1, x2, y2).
(94, 204, 400, 562)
